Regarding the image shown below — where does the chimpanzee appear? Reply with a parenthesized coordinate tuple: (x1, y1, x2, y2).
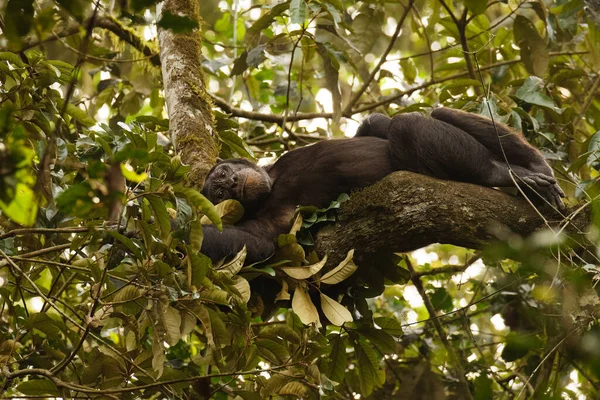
(200, 108, 564, 262)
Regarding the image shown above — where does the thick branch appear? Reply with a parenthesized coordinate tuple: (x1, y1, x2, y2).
(314, 172, 588, 266)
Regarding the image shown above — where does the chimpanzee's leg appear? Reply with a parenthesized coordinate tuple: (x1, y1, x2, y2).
(386, 112, 565, 210)
(431, 107, 564, 209)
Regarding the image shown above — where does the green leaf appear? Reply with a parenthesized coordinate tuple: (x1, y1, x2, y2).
(189, 218, 203, 253)
(245, 2, 290, 45)
(474, 374, 494, 400)
(231, 275, 251, 303)
(189, 251, 211, 288)
(354, 340, 385, 396)
(199, 288, 230, 305)
(256, 338, 290, 363)
(290, 0, 308, 25)
(323, 334, 347, 384)
(107, 230, 144, 261)
(175, 186, 222, 231)
(587, 130, 600, 168)
(374, 317, 403, 336)
(501, 334, 542, 362)
(440, 78, 483, 91)
(3, 0, 34, 45)
(514, 77, 557, 111)
(25, 313, 63, 337)
(111, 285, 142, 303)
(260, 324, 301, 345)
(430, 287, 453, 312)
(216, 246, 246, 277)
(280, 381, 310, 397)
(400, 58, 417, 84)
(146, 195, 171, 240)
(16, 379, 59, 396)
(0, 51, 26, 68)
(356, 328, 396, 354)
(513, 15, 549, 77)
(206, 307, 231, 348)
(465, 0, 488, 16)
(152, 328, 166, 378)
(219, 130, 255, 158)
(0, 183, 37, 226)
(120, 162, 148, 183)
(55, 99, 96, 127)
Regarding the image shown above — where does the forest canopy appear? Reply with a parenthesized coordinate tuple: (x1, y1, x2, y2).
(0, 0, 600, 399)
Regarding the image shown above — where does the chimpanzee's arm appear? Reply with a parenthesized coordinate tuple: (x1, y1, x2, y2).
(201, 224, 275, 263)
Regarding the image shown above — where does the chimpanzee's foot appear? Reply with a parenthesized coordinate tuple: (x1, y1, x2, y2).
(516, 172, 565, 212)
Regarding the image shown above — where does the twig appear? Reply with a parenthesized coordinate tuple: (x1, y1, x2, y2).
(405, 256, 473, 400)
(0, 227, 94, 240)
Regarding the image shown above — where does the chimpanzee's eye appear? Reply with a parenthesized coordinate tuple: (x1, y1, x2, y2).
(217, 189, 224, 198)
(220, 170, 226, 178)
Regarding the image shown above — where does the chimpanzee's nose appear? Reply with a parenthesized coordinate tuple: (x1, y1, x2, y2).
(229, 175, 238, 188)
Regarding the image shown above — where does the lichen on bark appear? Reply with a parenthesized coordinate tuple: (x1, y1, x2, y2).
(158, 0, 219, 188)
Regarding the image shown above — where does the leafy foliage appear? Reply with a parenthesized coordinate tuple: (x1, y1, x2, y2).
(0, 0, 600, 399)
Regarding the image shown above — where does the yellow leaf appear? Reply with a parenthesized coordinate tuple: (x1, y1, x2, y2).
(281, 254, 327, 279)
(121, 162, 148, 183)
(200, 199, 244, 225)
(320, 293, 352, 326)
(161, 305, 182, 346)
(292, 285, 319, 326)
(232, 276, 251, 303)
(216, 246, 246, 277)
(319, 249, 358, 285)
(275, 280, 291, 300)
(289, 213, 303, 235)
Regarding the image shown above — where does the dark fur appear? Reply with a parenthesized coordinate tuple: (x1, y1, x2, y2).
(201, 108, 564, 262)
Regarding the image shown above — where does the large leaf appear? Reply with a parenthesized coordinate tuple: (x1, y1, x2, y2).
(281, 254, 327, 279)
(587, 130, 600, 168)
(320, 293, 352, 326)
(319, 249, 357, 284)
(161, 305, 182, 346)
(292, 285, 319, 325)
(322, 334, 347, 384)
(0, 183, 37, 226)
(16, 379, 59, 396)
(216, 246, 246, 277)
(55, 99, 96, 127)
(514, 77, 557, 111)
(175, 186, 222, 231)
(290, 0, 307, 25)
(245, 2, 290, 46)
(200, 199, 244, 226)
(146, 195, 171, 240)
(354, 340, 385, 396)
(513, 15, 549, 77)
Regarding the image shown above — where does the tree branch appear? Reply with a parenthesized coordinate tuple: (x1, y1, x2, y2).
(314, 172, 588, 266)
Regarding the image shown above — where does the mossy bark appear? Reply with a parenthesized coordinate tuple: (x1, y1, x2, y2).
(158, 0, 219, 187)
(314, 171, 588, 267)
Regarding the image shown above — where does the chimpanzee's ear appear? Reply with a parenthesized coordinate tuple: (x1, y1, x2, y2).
(216, 157, 223, 163)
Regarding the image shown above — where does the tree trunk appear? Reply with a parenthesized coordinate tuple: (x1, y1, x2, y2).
(158, 0, 219, 187)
